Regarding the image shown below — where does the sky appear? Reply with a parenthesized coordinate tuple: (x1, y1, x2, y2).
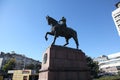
(0, 0, 120, 61)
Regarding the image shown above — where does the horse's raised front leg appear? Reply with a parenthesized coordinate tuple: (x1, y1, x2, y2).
(45, 32, 54, 41)
(52, 31, 57, 45)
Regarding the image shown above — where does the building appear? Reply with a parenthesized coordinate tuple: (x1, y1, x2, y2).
(0, 58, 3, 69)
(93, 55, 108, 63)
(0, 51, 41, 70)
(12, 70, 38, 80)
(112, 2, 120, 36)
(94, 52, 120, 75)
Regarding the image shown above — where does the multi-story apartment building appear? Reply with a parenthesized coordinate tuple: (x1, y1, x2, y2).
(0, 51, 41, 70)
(94, 52, 120, 75)
(112, 2, 120, 36)
(0, 58, 3, 69)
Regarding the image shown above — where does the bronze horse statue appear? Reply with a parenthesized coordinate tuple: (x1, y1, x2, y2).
(45, 16, 79, 49)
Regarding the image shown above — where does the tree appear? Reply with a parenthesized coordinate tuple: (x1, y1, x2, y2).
(2, 58, 16, 72)
(118, 71, 120, 76)
(35, 63, 41, 73)
(25, 64, 35, 70)
(25, 63, 41, 73)
(86, 56, 99, 78)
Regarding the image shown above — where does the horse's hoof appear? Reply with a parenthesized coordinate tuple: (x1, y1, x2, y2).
(63, 45, 66, 46)
(52, 43, 54, 45)
(45, 38, 48, 41)
(76, 46, 79, 49)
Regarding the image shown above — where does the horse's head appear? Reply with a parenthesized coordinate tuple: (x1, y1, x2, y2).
(46, 16, 58, 26)
(46, 15, 50, 25)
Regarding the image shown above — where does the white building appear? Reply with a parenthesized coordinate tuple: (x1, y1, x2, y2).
(112, 2, 120, 36)
(94, 52, 120, 75)
(0, 58, 3, 69)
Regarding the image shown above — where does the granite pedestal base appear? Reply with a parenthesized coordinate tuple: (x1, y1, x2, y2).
(39, 45, 91, 80)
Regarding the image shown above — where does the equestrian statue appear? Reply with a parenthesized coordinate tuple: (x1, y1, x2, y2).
(45, 16, 79, 49)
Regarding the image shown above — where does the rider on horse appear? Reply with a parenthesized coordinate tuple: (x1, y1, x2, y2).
(59, 17, 67, 28)
(45, 16, 79, 49)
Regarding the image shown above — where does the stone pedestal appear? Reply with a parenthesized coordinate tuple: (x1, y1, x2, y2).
(39, 45, 91, 80)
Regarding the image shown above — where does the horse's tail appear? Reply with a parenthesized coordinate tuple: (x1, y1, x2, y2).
(73, 31, 79, 49)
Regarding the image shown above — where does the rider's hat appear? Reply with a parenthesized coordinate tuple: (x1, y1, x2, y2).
(61, 16, 66, 22)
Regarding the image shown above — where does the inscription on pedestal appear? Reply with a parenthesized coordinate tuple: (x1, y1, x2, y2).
(43, 53, 47, 64)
